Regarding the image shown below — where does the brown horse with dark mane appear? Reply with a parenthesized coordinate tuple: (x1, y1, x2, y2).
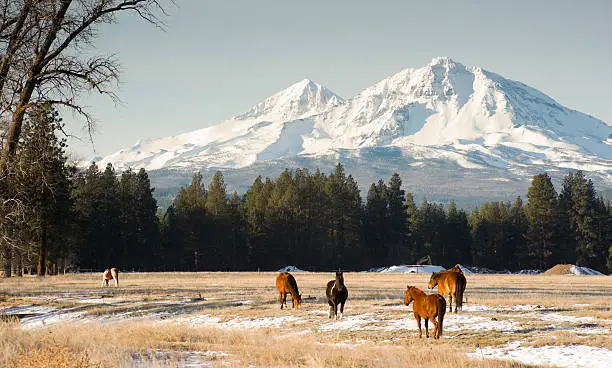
(428, 268, 466, 313)
(275, 272, 302, 309)
(326, 271, 348, 320)
(404, 286, 446, 339)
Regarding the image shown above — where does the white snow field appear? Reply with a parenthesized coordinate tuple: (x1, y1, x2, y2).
(469, 342, 612, 368)
(94, 57, 612, 181)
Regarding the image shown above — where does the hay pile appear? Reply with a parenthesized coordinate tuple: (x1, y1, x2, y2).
(543, 264, 572, 275)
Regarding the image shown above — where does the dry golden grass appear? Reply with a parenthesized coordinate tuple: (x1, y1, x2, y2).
(0, 271, 610, 367)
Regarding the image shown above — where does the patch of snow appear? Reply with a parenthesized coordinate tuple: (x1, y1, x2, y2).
(21, 311, 85, 330)
(514, 269, 542, 275)
(172, 314, 304, 329)
(468, 341, 612, 368)
(278, 265, 307, 272)
(377, 265, 445, 274)
(318, 314, 378, 331)
(569, 265, 605, 276)
(443, 313, 520, 333)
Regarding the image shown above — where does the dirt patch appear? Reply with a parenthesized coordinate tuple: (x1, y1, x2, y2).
(543, 264, 572, 275)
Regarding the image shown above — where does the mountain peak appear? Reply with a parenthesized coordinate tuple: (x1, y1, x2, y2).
(234, 78, 344, 121)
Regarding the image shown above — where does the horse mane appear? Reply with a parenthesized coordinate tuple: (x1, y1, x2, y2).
(407, 285, 426, 297)
(286, 273, 300, 298)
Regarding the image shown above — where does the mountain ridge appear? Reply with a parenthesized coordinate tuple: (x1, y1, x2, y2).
(93, 57, 612, 201)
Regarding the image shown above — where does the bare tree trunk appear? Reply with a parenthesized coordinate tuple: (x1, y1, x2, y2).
(2, 243, 11, 277)
(36, 222, 46, 276)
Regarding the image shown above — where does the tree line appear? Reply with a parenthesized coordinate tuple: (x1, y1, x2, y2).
(1, 109, 611, 276)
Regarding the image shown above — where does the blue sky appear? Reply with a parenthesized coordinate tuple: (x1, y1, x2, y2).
(66, 0, 612, 159)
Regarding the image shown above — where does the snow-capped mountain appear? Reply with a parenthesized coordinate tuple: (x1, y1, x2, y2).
(95, 57, 612, 203)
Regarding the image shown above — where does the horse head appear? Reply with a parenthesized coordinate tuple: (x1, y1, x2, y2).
(335, 271, 344, 284)
(427, 272, 440, 289)
(404, 285, 415, 306)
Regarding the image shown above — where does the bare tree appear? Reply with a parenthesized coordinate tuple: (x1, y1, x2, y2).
(0, 0, 171, 276)
(0, 0, 170, 175)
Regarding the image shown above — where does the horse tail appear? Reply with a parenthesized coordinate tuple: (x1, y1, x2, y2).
(456, 274, 466, 312)
(437, 295, 446, 337)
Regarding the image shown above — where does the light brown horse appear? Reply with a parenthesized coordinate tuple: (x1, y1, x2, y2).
(101, 268, 119, 287)
(404, 286, 446, 339)
(428, 270, 466, 313)
(275, 272, 302, 309)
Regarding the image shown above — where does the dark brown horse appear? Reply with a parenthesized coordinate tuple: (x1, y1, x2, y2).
(404, 286, 446, 339)
(428, 269, 466, 313)
(275, 272, 302, 309)
(326, 271, 348, 320)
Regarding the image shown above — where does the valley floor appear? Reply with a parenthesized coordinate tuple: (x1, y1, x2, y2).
(0, 272, 611, 367)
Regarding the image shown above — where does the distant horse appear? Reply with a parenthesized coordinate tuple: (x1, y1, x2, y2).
(326, 271, 348, 320)
(102, 268, 119, 287)
(428, 270, 466, 313)
(275, 272, 302, 309)
(404, 285, 446, 339)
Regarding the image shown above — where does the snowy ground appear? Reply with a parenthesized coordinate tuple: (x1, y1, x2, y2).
(1, 272, 610, 367)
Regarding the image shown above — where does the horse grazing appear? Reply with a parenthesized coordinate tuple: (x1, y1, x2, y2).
(404, 285, 446, 339)
(326, 271, 348, 320)
(428, 270, 466, 313)
(275, 272, 302, 309)
(102, 268, 119, 287)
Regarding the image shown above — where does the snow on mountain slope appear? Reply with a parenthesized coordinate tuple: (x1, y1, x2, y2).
(97, 79, 344, 170)
(95, 58, 612, 182)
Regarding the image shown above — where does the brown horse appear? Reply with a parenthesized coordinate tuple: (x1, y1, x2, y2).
(447, 264, 464, 273)
(101, 268, 119, 287)
(404, 286, 446, 339)
(326, 271, 348, 320)
(427, 270, 466, 313)
(275, 272, 302, 309)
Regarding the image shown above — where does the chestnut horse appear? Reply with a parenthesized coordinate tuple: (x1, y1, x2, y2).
(326, 271, 348, 320)
(101, 268, 119, 287)
(275, 272, 302, 309)
(404, 286, 446, 339)
(427, 269, 466, 313)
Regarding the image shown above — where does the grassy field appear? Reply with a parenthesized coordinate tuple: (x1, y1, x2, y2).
(0, 272, 611, 367)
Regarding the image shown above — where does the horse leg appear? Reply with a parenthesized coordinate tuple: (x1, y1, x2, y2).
(453, 292, 458, 313)
(424, 318, 429, 338)
(328, 302, 334, 319)
(414, 313, 422, 338)
(334, 302, 340, 320)
(339, 300, 345, 320)
(448, 293, 453, 313)
(432, 317, 439, 339)
(280, 292, 285, 309)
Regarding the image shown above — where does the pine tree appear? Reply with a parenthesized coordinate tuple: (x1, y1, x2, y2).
(364, 181, 388, 265)
(168, 172, 208, 270)
(509, 197, 529, 270)
(525, 173, 560, 269)
(11, 105, 74, 276)
(560, 171, 606, 270)
(386, 173, 408, 263)
(444, 201, 472, 266)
